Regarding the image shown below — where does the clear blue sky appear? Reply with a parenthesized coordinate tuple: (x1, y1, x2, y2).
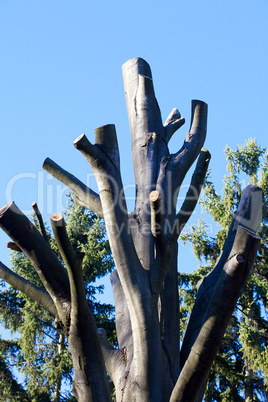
(0, 0, 268, 303)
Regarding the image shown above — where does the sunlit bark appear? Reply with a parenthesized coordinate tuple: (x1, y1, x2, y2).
(0, 58, 262, 402)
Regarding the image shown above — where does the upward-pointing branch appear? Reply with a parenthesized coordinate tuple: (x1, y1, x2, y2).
(32, 201, 48, 241)
(172, 100, 207, 186)
(164, 108, 185, 143)
(110, 270, 132, 350)
(176, 185, 263, 401)
(51, 212, 111, 402)
(156, 100, 208, 222)
(74, 125, 161, 398)
(149, 190, 164, 240)
(170, 148, 211, 241)
(171, 226, 261, 402)
(180, 185, 263, 369)
(50, 213, 86, 313)
(73, 127, 145, 295)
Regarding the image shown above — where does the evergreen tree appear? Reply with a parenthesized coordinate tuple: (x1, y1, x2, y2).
(0, 195, 114, 401)
(180, 139, 268, 401)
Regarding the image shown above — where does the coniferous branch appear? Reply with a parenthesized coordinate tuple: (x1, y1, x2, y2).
(108, 271, 134, 392)
(0, 355, 31, 401)
(52, 331, 65, 402)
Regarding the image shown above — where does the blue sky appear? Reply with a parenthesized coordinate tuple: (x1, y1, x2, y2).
(0, 0, 268, 304)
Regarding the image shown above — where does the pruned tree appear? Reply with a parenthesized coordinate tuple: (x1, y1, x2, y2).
(0, 58, 263, 401)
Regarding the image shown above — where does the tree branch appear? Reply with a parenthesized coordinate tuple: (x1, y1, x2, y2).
(74, 125, 163, 398)
(7, 241, 22, 252)
(51, 212, 111, 402)
(110, 270, 132, 350)
(43, 157, 103, 218)
(0, 202, 70, 320)
(177, 185, 263, 401)
(156, 99, 208, 228)
(98, 328, 126, 389)
(170, 148, 211, 241)
(32, 201, 48, 241)
(73, 125, 120, 171)
(122, 58, 164, 142)
(173, 100, 207, 186)
(164, 108, 185, 143)
(73, 130, 145, 297)
(122, 58, 169, 216)
(0, 261, 57, 316)
(171, 225, 261, 402)
(149, 190, 164, 240)
(180, 185, 263, 369)
(50, 213, 87, 315)
(0, 356, 31, 401)
(234, 184, 263, 232)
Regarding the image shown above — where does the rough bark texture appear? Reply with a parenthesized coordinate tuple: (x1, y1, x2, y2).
(0, 58, 263, 401)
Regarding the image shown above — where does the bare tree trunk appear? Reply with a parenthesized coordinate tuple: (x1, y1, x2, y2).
(0, 58, 262, 402)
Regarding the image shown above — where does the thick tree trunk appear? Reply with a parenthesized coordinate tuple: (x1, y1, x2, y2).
(0, 58, 263, 402)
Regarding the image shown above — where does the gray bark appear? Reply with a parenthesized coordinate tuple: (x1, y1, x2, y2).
(51, 213, 111, 401)
(0, 260, 56, 316)
(0, 58, 263, 401)
(170, 226, 260, 401)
